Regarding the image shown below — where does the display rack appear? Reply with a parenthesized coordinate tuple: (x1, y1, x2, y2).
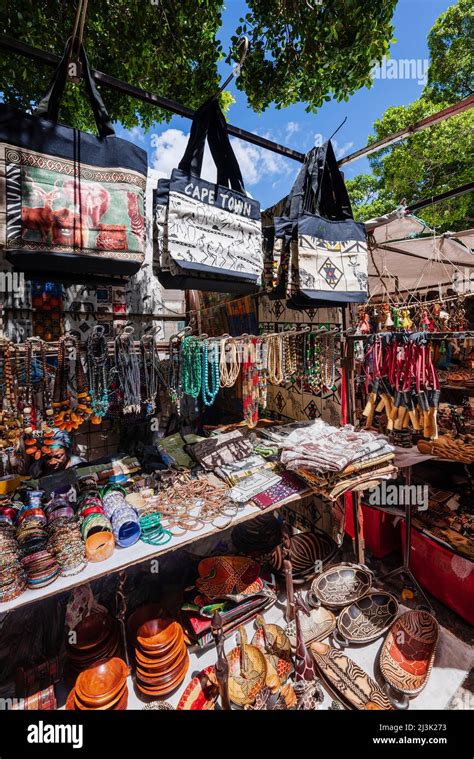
(0, 488, 310, 615)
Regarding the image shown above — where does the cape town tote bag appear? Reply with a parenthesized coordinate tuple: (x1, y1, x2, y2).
(154, 98, 263, 293)
(0, 39, 147, 279)
(274, 140, 368, 305)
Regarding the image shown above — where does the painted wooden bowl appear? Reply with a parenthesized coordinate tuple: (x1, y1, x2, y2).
(284, 605, 336, 649)
(177, 666, 219, 711)
(310, 641, 394, 710)
(251, 622, 293, 684)
(227, 632, 267, 707)
(379, 611, 439, 697)
(75, 658, 129, 703)
(264, 529, 337, 583)
(336, 591, 399, 645)
(196, 556, 261, 599)
(309, 563, 373, 609)
(136, 619, 181, 651)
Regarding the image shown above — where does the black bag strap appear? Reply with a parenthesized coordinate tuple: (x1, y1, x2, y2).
(283, 140, 353, 221)
(35, 38, 115, 139)
(178, 98, 245, 194)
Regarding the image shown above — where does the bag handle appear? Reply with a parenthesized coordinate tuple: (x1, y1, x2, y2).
(283, 140, 353, 221)
(35, 38, 115, 139)
(178, 98, 245, 194)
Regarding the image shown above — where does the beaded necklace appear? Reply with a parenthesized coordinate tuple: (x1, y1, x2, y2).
(181, 336, 202, 399)
(283, 333, 298, 379)
(168, 336, 183, 411)
(201, 339, 220, 406)
(267, 334, 284, 385)
(219, 337, 240, 388)
(23, 340, 41, 460)
(114, 333, 141, 414)
(87, 328, 109, 424)
(322, 334, 337, 391)
(52, 336, 92, 431)
(242, 338, 259, 428)
(256, 338, 268, 409)
(141, 335, 158, 414)
(305, 333, 322, 392)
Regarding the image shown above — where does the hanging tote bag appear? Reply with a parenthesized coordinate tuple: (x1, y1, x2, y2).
(154, 99, 263, 294)
(274, 140, 368, 306)
(0, 39, 147, 279)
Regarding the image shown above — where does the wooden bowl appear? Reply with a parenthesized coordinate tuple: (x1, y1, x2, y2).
(309, 562, 373, 609)
(135, 644, 187, 674)
(127, 603, 164, 646)
(177, 666, 219, 711)
(379, 611, 439, 697)
(75, 683, 128, 710)
(75, 658, 129, 703)
(337, 591, 399, 644)
(65, 687, 76, 711)
(137, 660, 189, 696)
(135, 630, 184, 666)
(71, 612, 114, 651)
(136, 650, 188, 684)
(136, 619, 180, 650)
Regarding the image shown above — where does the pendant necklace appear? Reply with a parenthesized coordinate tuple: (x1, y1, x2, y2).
(87, 328, 109, 423)
(201, 339, 220, 407)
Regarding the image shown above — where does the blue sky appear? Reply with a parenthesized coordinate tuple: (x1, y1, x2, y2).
(118, 0, 455, 209)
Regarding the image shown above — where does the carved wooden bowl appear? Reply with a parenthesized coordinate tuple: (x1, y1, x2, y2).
(72, 612, 115, 651)
(310, 641, 394, 710)
(136, 656, 189, 696)
(264, 529, 337, 584)
(336, 591, 399, 645)
(227, 643, 267, 707)
(380, 611, 439, 697)
(75, 658, 129, 705)
(177, 666, 219, 710)
(309, 562, 373, 609)
(126, 603, 164, 645)
(284, 606, 336, 649)
(136, 646, 188, 679)
(135, 641, 185, 672)
(136, 619, 181, 651)
(135, 627, 184, 662)
(75, 682, 128, 710)
(251, 623, 293, 684)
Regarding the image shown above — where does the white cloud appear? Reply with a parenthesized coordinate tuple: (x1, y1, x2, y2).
(151, 127, 293, 188)
(332, 139, 354, 159)
(125, 126, 145, 144)
(285, 121, 300, 138)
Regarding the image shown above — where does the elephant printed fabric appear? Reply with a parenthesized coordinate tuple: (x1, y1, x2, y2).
(1, 151, 145, 266)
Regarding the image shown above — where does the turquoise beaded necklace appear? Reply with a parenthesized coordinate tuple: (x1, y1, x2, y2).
(201, 339, 220, 406)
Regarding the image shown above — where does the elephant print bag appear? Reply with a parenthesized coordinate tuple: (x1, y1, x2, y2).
(0, 40, 147, 279)
(274, 140, 368, 305)
(155, 98, 263, 294)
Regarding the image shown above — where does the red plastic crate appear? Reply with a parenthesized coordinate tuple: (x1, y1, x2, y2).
(401, 523, 474, 626)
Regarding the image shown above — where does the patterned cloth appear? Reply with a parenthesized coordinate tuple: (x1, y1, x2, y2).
(252, 471, 308, 509)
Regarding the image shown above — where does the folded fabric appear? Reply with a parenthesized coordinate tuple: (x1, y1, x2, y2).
(229, 470, 282, 503)
(190, 430, 253, 471)
(252, 471, 308, 509)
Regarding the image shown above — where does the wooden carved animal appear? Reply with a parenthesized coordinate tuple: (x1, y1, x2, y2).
(294, 592, 317, 683)
(21, 182, 60, 242)
(51, 207, 86, 247)
(62, 179, 110, 228)
(127, 192, 145, 243)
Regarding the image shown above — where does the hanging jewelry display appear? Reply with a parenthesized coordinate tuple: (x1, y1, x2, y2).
(321, 334, 337, 391)
(114, 330, 141, 415)
(201, 339, 220, 407)
(0, 342, 22, 451)
(22, 340, 41, 460)
(242, 338, 259, 428)
(267, 335, 284, 385)
(305, 333, 322, 392)
(181, 335, 202, 399)
(282, 333, 297, 380)
(52, 336, 92, 432)
(219, 337, 241, 388)
(256, 337, 268, 410)
(168, 335, 183, 412)
(86, 327, 109, 424)
(141, 334, 158, 415)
